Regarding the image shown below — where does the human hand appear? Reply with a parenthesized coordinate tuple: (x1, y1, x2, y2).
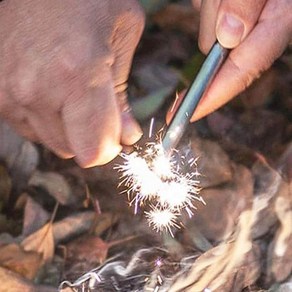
(169, 0, 291, 122)
(0, 0, 145, 167)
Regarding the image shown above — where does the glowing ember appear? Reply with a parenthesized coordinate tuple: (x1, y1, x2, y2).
(116, 142, 203, 234)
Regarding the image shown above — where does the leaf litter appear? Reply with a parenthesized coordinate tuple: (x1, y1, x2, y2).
(0, 1, 291, 291)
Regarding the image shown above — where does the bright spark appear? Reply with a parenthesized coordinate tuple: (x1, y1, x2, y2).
(149, 118, 155, 138)
(116, 142, 203, 234)
(155, 257, 163, 267)
(145, 207, 180, 236)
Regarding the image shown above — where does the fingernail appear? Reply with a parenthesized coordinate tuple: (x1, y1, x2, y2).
(77, 143, 123, 168)
(121, 112, 143, 145)
(216, 13, 244, 48)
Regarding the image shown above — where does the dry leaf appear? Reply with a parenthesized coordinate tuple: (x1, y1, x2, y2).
(93, 212, 119, 236)
(22, 196, 50, 237)
(29, 170, 75, 206)
(189, 138, 233, 188)
(0, 266, 56, 292)
(52, 211, 95, 245)
(65, 235, 109, 265)
(10, 141, 39, 194)
(21, 222, 54, 263)
(66, 235, 137, 265)
(0, 243, 41, 280)
(189, 164, 253, 241)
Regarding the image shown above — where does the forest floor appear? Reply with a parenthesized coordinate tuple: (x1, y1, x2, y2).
(0, 1, 291, 291)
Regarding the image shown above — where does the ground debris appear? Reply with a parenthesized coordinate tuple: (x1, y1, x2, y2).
(0, 266, 56, 292)
(21, 222, 54, 264)
(28, 171, 76, 206)
(0, 1, 291, 291)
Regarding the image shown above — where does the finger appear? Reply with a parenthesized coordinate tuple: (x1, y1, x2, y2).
(62, 72, 122, 168)
(198, 0, 221, 54)
(216, 0, 267, 48)
(26, 110, 74, 159)
(118, 92, 142, 145)
(191, 15, 291, 122)
(191, 0, 202, 11)
(7, 67, 75, 159)
(1, 115, 39, 142)
(110, 2, 145, 145)
(0, 93, 39, 141)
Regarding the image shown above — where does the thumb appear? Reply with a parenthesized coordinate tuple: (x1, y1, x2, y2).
(62, 71, 122, 168)
(216, 0, 267, 48)
(191, 12, 291, 122)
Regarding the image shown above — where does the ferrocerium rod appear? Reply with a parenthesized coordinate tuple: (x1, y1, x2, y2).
(162, 42, 229, 154)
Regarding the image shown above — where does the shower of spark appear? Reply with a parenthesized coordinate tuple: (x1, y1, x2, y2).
(116, 140, 204, 235)
(146, 207, 180, 236)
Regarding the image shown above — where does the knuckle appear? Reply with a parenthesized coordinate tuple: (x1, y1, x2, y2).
(52, 39, 94, 77)
(57, 49, 86, 75)
(230, 57, 257, 91)
(221, 0, 265, 26)
(10, 77, 38, 107)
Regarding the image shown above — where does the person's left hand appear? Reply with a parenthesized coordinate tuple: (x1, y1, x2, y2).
(0, 0, 145, 167)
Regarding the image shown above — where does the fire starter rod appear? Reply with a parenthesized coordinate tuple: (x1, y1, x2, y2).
(162, 42, 229, 154)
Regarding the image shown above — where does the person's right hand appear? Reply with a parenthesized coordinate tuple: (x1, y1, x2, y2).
(0, 0, 145, 167)
(168, 0, 291, 123)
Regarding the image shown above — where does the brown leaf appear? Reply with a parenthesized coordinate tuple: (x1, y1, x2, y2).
(10, 141, 39, 194)
(28, 170, 76, 206)
(93, 212, 119, 236)
(22, 196, 50, 237)
(65, 234, 137, 266)
(0, 244, 41, 280)
(65, 235, 109, 265)
(189, 138, 233, 188)
(188, 164, 253, 241)
(0, 266, 56, 292)
(28, 171, 70, 205)
(21, 222, 54, 263)
(52, 211, 96, 245)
